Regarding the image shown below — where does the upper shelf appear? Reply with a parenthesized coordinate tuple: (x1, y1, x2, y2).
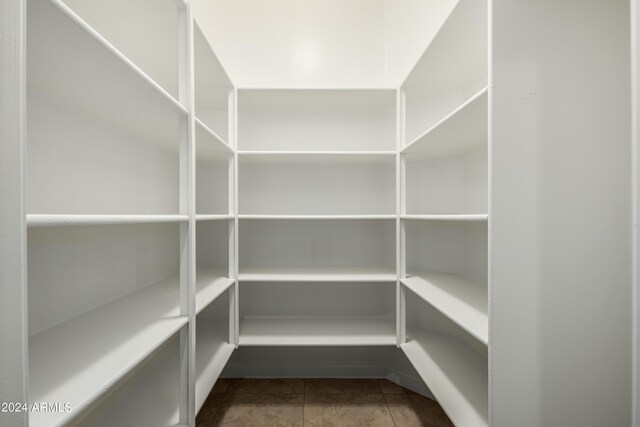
(402, 328, 488, 427)
(238, 151, 395, 164)
(28, 0, 186, 150)
(194, 20, 232, 112)
(401, 214, 488, 222)
(238, 88, 396, 112)
(402, 0, 488, 102)
(27, 214, 188, 228)
(402, 273, 488, 344)
(402, 88, 488, 159)
(239, 266, 397, 282)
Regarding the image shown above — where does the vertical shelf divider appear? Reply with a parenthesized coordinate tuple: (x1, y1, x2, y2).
(178, 2, 196, 426)
(396, 88, 407, 346)
(231, 87, 240, 348)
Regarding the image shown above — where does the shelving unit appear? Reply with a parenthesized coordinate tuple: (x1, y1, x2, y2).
(397, 0, 490, 424)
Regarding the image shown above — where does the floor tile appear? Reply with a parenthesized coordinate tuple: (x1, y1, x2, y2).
(196, 394, 226, 426)
(304, 394, 395, 427)
(304, 378, 382, 394)
(211, 394, 304, 427)
(378, 379, 415, 394)
(227, 378, 305, 394)
(385, 394, 454, 427)
(212, 378, 231, 394)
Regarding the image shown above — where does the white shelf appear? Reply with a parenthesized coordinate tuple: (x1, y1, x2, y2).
(196, 268, 235, 315)
(238, 88, 396, 111)
(402, 0, 487, 101)
(28, 0, 186, 150)
(401, 214, 488, 222)
(194, 20, 233, 110)
(29, 276, 187, 427)
(27, 214, 188, 227)
(401, 328, 488, 427)
(29, 267, 232, 426)
(239, 266, 397, 282)
(238, 151, 396, 164)
(402, 273, 488, 344)
(196, 116, 232, 155)
(195, 319, 234, 414)
(402, 88, 488, 159)
(239, 317, 396, 346)
(195, 214, 234, 221)
(238, 215, 396, 220)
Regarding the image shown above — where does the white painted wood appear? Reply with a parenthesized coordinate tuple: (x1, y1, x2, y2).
(239, 266, 396, 282)
(402, 274, 488, 345)
(239, 88, 395, 111)
(402, 0, 488, 103)
(195, 215, 234, 221)
(491, 0, 631, 425)
(195, 319, 234, 413)
(195, 268, 235, 315)
(239, 317, 396, 346)
(402, 327, 488, 427)
(634, 1, 640, 424)
(238, 215, 396, 220)
(195, 117, 232, 153)
(402, 90, 487, 158)
(29, 276, 188, 427)
(402, 214, 488, 222)
(28, 0, 186, 150)
(0, 0, 28, 424)
(27, 214, 188, 227)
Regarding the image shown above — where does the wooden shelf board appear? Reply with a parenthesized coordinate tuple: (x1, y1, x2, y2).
(401, 327, 488, 427)
(239, 266, 397, 282)
(27, 214, 188, 227)
(401, 214, 488, 222)
(402, 88, 488, 159)
(195, 319, 234, 414)
(239, 317, 396, 346)
(238, 215, 396, 220)
(402, 273, 488, 344)
(28, 0, 186, 150)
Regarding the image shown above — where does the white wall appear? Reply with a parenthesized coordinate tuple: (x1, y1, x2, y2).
(492, 0, 632, 425)
(192, 0, 387, 88)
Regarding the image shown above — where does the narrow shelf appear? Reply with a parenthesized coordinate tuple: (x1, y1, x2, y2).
(29, 267, 232, 427)
(196, 116, 233, 154)
(401, 214, 488, 222)
(28, 0, 187, 149)
(402, 88, 488, 159)
(238, 151, 396, 166)
(401, 328, 488, 427)
(238, 215, 396, 220)
(27, 214, 188, 227)
(402, 273, 488, 344)
(196, 214, 234, 221)
(195, 319, 234, 413)
(29, 276, 187, 427)
(239, 266, 397, 282)
(196, 268, 235, 315)
(239, 317, 396, 346)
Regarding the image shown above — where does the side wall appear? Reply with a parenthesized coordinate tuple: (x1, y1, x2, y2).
(491, 0, 632, 425)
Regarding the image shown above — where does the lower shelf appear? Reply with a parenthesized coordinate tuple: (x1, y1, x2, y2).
(238, 266, 396, 282)
(29, 267, 232, 427)
(239, 317, 396, 346)
(401, 327, 488, 427)
(195, 319, 234, 413)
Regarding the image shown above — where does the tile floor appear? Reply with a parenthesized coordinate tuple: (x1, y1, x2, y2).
(196, 378, 454, 427)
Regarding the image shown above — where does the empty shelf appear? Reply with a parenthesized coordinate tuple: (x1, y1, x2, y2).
(401, 328, 488, 427)
(29, 267, 232, 426)
(402, 273, 488, 344)
(29, 276, 187, 427)
(402, 88, 488, 159)
(239, 266, 397, 282)
(196, 268, 235, 314)
(238, 215, 396, 220)
(239, 317, 396, 346)
(28, 0, 186, 150)
(27, 214, 188, 227)
(196, 117, 232, 154)
(401, 214, 488, 222)
(195, 319, 234, 413)
(238, 88, 396, 111)
(196, 214, 234, 221)
(238, 151, 396, 165)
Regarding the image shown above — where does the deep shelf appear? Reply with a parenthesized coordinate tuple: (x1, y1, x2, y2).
(239, 317, 396, 346)
(195, 319, 234, 413)
(239, 266, 397, 282)
(401, 214, 488, 222)
(402, 273, 488, 344)
(401, 327, 488, 427)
